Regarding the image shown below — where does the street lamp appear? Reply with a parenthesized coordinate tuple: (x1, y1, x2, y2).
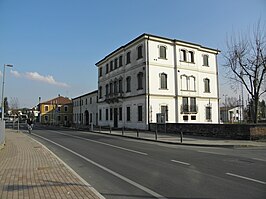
(1, 64, 13, 120)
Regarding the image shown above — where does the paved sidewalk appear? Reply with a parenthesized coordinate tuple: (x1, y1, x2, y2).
(90, 128, 266, 148)
(0, 129, 104, 199)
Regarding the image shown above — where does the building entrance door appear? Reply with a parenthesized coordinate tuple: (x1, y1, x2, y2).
(85, 110, 89, 125)
(114, 108, 118, 128)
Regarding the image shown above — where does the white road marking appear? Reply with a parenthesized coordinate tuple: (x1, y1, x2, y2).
(171, 160, 190, 166)
(226, 172, 266, 185)
(49, 130, 148, 156)
(33, 133, 167, 199)
(252, 158, 266, 162)
(197, 150, 226, 156)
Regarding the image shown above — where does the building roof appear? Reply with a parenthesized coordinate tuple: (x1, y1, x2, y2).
(95, 33, 220, 66)
(41, 96, 72, 105)
(72, 90, 98, 100)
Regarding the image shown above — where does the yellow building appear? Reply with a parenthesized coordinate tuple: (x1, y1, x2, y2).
(39, 96, 73, 126)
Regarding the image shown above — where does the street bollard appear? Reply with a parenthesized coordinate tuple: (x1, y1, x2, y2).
(137, 128, 139, 138)
(180, 131, 183, 143)
(122, 126, 124, 136)
(109, 126, 111, 134)
(155, 129, 158, 140)
(99, 125, 101, 133)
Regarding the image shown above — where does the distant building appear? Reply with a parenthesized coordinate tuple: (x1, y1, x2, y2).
(220, 106, 244, 123)
(96, 33, 220, 130)
(39, 96, 72, 126)
(72, 90, 98, 126)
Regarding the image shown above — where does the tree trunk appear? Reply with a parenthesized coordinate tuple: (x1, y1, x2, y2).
(254, 96, 259, 123)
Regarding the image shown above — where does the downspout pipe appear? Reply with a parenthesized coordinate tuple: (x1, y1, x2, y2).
(146, 36, 150, 130)
(173, 40, 178, 123)
(215, 51, 220, 124)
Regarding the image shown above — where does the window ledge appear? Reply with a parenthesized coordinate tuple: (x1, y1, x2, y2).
(180, 60, 195, 64)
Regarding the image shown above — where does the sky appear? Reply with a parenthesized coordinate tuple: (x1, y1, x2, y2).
(0, 0, 265, 108)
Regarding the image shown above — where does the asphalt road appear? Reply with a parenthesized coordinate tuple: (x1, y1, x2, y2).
(21, 125, 266, 199)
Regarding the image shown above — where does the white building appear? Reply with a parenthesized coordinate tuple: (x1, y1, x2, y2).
(220, 106, 244, 123)
(96, 34, 220, 130)
(72, 90, 98, 126)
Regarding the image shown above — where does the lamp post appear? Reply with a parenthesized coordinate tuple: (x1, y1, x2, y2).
(1, 64, 13, 120)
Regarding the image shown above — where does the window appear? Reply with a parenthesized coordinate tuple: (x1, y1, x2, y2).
(137, 45, 143, 59)
(45, 105, 49, 112)
(180, 49, 187, 62)
(85, 99, 87, 105)
(110, 83, 113, 95)
(189, 76, 196, 91)
(99, 86, 102, 98)
(64, 106, 68, 112)
(182, 97, 189, 112)
(58, 106, 61, 112)
(119, 55, 123, 67)
(99, 109, 102, 120)
(114, 80, 118, 94)
(110, 61, 113, 71)
(183, 115, 188, 121)
(190, 97, 197, 112)
(64, 116, 68, 121)
(160, 73, 167, 89)
(90, 97, 92, 104)
(119, 107, 122, 121)
(126, 107, 131, 121)
(126, 51, 131, 64)
(138, 106, 142, 121)
(203, 54, 209, 66)
(137, 72, 144, 90)
(206, 106, 212, 121)
(110, 108, 113, 120)
(161, 105, 168, 121)
(45, 115, 49, 122)
(105, 84, 109, 96)
(159, 46, 167, 59)
(99, 67, 102, 77)
(188, 51, 194, 63)
(90, 113, 92, 122)
(204, 78, 210, 93)
(181, 75, 188, 90)
(106, 64, 109, 74)
(191, 115, 196, 120)
(119, 79, 123, 93)
(114, 58, 118, 69)
(106, 109, 108, 120)
(126, 76, 131, 92)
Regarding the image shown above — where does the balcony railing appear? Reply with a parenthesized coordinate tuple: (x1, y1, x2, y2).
(105, 92, 124, 103)
(181, 104, 198, 114)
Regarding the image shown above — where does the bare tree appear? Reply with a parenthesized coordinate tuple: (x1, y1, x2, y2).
(9, 97, 20, 115)
(224, 22, 266, 123)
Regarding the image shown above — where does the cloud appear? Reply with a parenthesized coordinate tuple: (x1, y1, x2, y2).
(10, 70, 21, 77)
(10, 70, 70, 88)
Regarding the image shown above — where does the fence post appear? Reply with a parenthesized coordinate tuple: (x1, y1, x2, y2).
(155, 123, 158, 140)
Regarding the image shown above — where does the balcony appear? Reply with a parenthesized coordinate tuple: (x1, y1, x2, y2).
(105, 92, 124, 104)
(181, 104, 198, 114)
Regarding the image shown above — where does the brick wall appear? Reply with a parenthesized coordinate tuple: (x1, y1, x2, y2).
(149, 123, 266, 140)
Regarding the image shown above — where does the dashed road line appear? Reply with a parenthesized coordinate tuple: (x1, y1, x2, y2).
(226, 172, 266, 185)
(171, 160, 190, 166)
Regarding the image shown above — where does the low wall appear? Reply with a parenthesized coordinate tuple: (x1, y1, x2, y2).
(149, 123, 266, 140)
(0, 121, 5, 149)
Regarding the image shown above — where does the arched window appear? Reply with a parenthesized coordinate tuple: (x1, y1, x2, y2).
(119, 78, 123, 93)
(160, 73, 167, 89)
(204, 78, 210, 93)
(159, 46, 167, 59)
(181, 75, 188, 90)
(189, 76, 196, 91)
(188, 51, 194, 63)
(137, 45, 143, 59)
(180, 49, 187, 62)
(203, 54, 209, 66)
(126, 76, 131, 92)
(137, 72, 144, 90)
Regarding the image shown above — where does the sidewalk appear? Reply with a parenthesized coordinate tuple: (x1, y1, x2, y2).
(0, 129, 104, 199)
(89, 127, 266, 148)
